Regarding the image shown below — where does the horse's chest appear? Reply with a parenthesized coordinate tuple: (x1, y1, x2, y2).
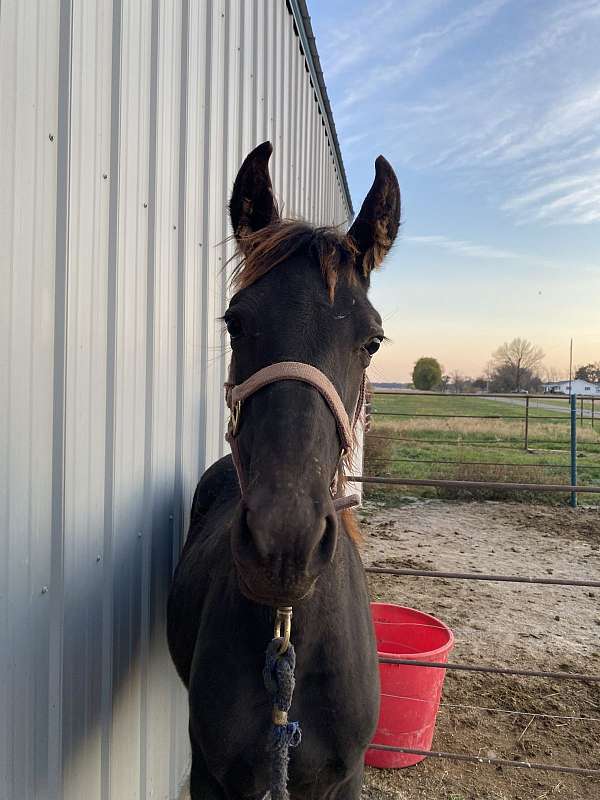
(191, 650, 379, 793)
(293, 664, 380, 757)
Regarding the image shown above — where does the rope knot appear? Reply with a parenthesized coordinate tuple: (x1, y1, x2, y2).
(271, 720, 302, 750)
(263, 637, 302, 800)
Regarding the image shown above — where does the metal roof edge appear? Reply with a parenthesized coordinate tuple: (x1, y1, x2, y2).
(287, 0, 354, 218)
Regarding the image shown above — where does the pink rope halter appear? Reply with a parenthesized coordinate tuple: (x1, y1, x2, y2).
(225, 361, 365, 511)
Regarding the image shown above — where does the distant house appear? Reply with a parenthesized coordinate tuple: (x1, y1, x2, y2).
(543, 379, 600, 396)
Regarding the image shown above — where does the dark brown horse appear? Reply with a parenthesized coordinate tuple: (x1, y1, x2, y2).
(167, 142, 400, 799)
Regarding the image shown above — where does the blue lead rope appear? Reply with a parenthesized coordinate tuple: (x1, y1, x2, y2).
(263, 638, 302, 800)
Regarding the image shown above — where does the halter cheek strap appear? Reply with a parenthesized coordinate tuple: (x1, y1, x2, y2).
(225, 361, 365, 511)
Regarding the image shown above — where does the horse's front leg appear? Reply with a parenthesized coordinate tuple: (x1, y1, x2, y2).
(188, 732, 226, 800)
(290, 763, 365, 800)
(329, 765, 364, 800)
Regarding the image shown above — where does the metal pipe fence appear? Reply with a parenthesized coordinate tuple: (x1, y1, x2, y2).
(362, 389, 600, 783)
(367, 745, 600, 778)
(366, 390, 600, 506)
(366, 457, 600, 469)
(365, 565, 600, 588)
(365, 561, 600, 780)
(351, 475, 600, 493)
(376, 657, 599, 682)
(367, 433, 600, 453)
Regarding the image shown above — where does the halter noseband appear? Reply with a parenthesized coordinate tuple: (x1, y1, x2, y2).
(225, 361, 365, 511)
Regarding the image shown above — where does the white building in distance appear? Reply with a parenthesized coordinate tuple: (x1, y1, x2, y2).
(543, 379, 600, 396)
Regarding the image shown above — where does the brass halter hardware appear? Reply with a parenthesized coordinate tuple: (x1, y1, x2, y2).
(274, 606, 293, 655)
(229, 400, 242, 436)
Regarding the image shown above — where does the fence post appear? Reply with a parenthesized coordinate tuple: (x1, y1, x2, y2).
(570, 393, 577, 509)
(580, 397, 584, 426)
(593, 397, 595, 429)
(524, 396, 530, 451)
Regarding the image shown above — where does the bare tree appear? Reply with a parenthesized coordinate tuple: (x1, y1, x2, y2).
(491, 338, 545, 392)
(543, 365, 566, 383)
(484, 360, 496, 383)
(450, 370, 466, 394)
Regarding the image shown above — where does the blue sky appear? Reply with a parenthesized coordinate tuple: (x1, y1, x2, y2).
(310, 0, 600, 382)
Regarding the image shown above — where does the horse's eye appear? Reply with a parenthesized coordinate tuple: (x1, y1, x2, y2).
(364, 337, 383, 356)
(226, 318, 243, 340)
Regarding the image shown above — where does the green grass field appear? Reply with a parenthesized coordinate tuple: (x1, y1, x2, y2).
(364, 392, 600, 505)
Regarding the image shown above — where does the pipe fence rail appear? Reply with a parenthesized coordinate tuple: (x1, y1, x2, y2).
(376, 657, 600, 682)
(365, 565, 600, 588)
(367, 432, 600, 454)
(367, 745, 600, 778)
(372, 412, 574, 420)
(350, 475, 600, 494)
(367, 456, 600, 469)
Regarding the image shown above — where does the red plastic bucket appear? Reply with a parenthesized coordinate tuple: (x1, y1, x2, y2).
(365, 602, 454, 769)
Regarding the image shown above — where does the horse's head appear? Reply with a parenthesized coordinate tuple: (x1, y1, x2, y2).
(227, 141, 400, 606)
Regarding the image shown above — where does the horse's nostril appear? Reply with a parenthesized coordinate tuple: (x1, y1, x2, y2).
(238, 508, 258, 558)
(318, 514, 337, 565)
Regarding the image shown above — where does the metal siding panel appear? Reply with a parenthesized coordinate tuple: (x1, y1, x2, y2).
(313, 101, 320, 221)
(320, 125, 326, 224)
(288, 30, 297, 215)
(248, 3, 268, 144)
(292, 37, 303, 216)
(258, 1, 269, 144)
(172, 0, 209, 781)
(109, 0, 152, 796)
(217, 0, 236, 457)
(62, 2, 113, 798)
(202, 0, 227, 468)
(194, 0, 214, 485)
(269, 0, 279, 189)
(316, 120, 323, 222)
(1, 3, 351, 798)
(288, 29, 297, 215)
(219, 0, 243, 456)
(0, 2, 60, 797)
(312, 116, 319, 222)
(181, 0, 208, 506)
(172, 0, 193, 782)
(239, 0, 252, 160)
(301, 66, 310, 219)
(145, 1, 182, 798)
(273, 0, 284, 196)
(139, 0, 159, 796)
(282, 11, 291, 209)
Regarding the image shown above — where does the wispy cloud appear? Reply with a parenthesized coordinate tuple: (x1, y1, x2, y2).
(333, 0, 509, 111)
(403, 235, 521, 260)
(403, 234, 600, 275)
(502, 171, 600, 225)
(319, 0, 600, 227)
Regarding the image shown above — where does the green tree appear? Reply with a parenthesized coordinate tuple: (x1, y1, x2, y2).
(575, 363, 600, 383)
(412, 357, 443, 390)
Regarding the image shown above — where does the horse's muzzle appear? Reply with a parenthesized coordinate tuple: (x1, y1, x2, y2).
(231, 499, 338, 606)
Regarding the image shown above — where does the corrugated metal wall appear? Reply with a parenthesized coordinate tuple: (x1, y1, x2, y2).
(0, 2, 351, 798)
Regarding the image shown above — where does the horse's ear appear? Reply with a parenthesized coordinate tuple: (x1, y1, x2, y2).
(347, 156, 400, 280)
(229, 141, 280, 249)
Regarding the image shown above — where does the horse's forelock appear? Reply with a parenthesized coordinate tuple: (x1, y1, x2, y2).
(230, 220, 358, 302)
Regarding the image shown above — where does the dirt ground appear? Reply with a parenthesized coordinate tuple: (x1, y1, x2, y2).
(359, 499, 600, 800)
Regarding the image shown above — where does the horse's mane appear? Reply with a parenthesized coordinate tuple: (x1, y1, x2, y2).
(230, 220, 358, 303)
